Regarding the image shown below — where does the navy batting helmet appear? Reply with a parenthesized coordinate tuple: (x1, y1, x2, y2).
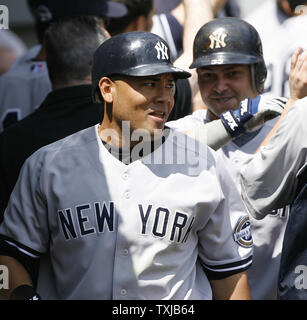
(92, 31, 191, 103)
(190, 17, 267, 93)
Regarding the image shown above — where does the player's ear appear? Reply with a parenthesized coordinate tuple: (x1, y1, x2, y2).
(98, 77, 114, 104)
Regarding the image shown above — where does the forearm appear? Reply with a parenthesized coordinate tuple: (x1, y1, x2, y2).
(190, 119, 232, 150)
(174, 0, 213, 98)
(190, 96, 286, 150)
(172, 0, 225, 26)
(0, 255, 33, 299)
(180, 0, 213, 53)
(210, 271, 251, 300)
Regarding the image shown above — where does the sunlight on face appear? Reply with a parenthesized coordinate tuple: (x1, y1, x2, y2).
(101, 73, 175, 145)
(197, 64, 257, 120)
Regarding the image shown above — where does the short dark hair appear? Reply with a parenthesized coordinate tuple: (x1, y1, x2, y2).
(106, 0, 153, 35)
(44, 15, 109, 87)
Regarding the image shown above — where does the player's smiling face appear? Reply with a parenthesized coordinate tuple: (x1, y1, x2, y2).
(197, 64, 258, 120)
(102, 73, 175, 141)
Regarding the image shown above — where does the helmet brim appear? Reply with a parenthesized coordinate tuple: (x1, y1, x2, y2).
(112, 63, 191, 79)
(190, 52, 263, 69)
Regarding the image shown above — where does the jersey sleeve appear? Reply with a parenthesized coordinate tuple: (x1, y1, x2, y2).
(240, 98, 307, 220)
(197, 152, 253, 280)
(0, 150, 49, 258)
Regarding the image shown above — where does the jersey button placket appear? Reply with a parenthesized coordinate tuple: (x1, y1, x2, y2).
(120, 288, 127, 296)
(114, 169, 132, 299)
(122, 169, 131, 200)
(122, 171, 129, 180)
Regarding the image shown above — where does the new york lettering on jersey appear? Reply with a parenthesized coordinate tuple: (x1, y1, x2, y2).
(58, 201, 195, 243)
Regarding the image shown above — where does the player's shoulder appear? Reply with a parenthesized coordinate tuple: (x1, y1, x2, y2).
(166, 126, 218, 168)
(166, 109, 208, 130)
(0, 65, 48, 91)
(9, 45, 41, 68)
(191, 109, 209, 121)
(0, 46, 48, 83)
(167, 114, 200, 131)
(27, 125, 98, 164)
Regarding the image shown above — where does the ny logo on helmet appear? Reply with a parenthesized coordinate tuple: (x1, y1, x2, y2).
(155, 41, 169, 60)
(209, 29, 227, 49)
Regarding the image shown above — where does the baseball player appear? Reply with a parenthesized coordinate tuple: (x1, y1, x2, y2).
(0, 0, 127, 132)
(0, 31, 253, 300)
(0, 14, 194, 222)
(240, 48, 307, 299)
(166, 17, 289, 299)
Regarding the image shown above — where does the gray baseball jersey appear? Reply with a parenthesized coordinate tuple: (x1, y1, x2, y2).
(241, 97, 307, 218)
(0, 125, 252, 300)
(0, 45, 51, 132)
(167, 108, 288, 299)
(245, 0, 288, 97)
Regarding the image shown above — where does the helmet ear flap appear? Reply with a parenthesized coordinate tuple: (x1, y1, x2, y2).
(251, 61, 267, 93)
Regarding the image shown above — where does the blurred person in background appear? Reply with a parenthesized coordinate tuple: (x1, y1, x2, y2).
(0, 0, 127, 132)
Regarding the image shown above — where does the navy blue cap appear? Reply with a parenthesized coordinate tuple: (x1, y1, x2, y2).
(32, 0, 128, 22)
